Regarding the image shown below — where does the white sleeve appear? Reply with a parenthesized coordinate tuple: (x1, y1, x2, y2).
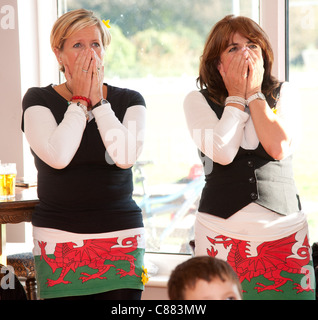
(92, 103, 146, 169)
(23, 104, 87, 169)
(183, 91, 249, 165)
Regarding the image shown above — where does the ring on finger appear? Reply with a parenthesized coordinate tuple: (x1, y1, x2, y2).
(82, 69, 88, 73)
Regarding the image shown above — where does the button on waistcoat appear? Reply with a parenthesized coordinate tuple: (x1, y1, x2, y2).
(197, 89, 302, 219)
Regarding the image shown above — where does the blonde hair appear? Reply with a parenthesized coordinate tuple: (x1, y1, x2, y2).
(50, 9, 111, 72)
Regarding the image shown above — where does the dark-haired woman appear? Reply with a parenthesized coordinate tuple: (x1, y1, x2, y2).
(184, 15, 315, 300)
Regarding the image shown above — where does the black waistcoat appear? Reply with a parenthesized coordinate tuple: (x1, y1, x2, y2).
(198, 89, 301, 219)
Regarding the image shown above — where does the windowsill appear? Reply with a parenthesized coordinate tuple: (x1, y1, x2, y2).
(144, 252, 191, 288)
(146, 275, 170, 288)
(142, 252, 191, 300)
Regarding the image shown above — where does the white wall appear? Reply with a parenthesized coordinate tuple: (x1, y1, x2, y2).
(0, 0, 24, 176)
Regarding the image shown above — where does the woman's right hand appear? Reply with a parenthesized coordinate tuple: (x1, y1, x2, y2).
(89, 51, 105, 107)
(64, 49, 94, 106)
(218, 48, 249, 99)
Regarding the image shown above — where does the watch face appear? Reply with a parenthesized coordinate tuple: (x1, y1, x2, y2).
(92, 99, 109, 110)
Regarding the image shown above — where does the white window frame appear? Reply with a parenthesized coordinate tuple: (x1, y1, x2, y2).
(260, 0, 288, 81)
(17, 0, 59, 180)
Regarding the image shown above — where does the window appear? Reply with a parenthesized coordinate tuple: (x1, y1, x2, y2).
(289, 0, 318, 244)
(61, 0, 260, 254)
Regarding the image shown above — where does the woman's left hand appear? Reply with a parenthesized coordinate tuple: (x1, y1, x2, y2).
(246, 47, 264, 98)
(89, 50, 105, 107)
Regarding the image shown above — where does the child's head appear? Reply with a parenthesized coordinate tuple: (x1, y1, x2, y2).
(168, 256, 242, 300)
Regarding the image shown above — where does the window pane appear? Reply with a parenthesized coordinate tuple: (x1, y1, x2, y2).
(289, 0, 318, 244)
(63, 0, 259, 254)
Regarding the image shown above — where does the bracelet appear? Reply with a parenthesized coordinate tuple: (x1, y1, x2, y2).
(74, 102, 89, 121)
(225, 96, 246, 108)
(71, 96, 92, 108)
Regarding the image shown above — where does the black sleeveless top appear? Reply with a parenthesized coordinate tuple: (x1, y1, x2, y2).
(22, 84, 145, 233)
(197, 87, 301, 219)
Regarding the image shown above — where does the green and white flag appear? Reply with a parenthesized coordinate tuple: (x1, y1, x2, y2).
(33, 229, 145, 299)
(205, 227, 315, 300)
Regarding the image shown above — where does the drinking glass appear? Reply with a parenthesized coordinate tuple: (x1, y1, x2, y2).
(0, 163, 17, 200)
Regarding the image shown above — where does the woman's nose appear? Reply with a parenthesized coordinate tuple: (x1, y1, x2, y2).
(242, 47, 249, 57)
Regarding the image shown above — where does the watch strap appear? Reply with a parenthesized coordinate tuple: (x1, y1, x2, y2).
(246, 92, 265, 106)
(91, 99, 109, 110)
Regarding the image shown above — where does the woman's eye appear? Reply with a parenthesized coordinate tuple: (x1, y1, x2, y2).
(92, 42, 100, 48)
(73, 43, 81, 48)
(249, 44, 258, 50)
(229, 47, 237, 53)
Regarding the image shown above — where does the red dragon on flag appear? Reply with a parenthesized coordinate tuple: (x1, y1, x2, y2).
(206, 232, 314, 295)
(38, 235, 140, 287)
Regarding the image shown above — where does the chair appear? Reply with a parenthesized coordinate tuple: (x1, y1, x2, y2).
(0, 263, 27, 300)
(6, 252, 37, 300)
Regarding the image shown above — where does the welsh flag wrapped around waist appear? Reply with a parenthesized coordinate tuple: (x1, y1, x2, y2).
(33, 230, 145, 299)
(205, 227, 316, 300)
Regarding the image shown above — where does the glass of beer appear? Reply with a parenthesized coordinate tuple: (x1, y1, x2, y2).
(0, 163, 17, 200)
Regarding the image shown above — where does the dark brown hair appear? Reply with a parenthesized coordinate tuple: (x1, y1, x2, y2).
(197, 15, 281, 106)
(168, 256, 242, 300)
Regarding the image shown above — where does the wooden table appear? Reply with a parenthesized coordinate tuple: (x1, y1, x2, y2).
(0, 187, 39, 264)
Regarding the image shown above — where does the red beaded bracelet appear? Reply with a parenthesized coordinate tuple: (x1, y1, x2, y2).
(71, 96, 92, 107)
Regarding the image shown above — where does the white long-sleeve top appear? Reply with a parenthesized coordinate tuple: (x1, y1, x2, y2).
(24, 98, 146, 170)
(183, 82, 300, 165)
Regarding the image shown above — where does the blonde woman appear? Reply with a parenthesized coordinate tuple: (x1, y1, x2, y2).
(184, 15, 315, 300)
(21, 9, 146, 300)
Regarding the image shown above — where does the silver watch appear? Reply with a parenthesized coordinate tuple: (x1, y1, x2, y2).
(246, 92, 266, 106)
(92, 98, 109, 110)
